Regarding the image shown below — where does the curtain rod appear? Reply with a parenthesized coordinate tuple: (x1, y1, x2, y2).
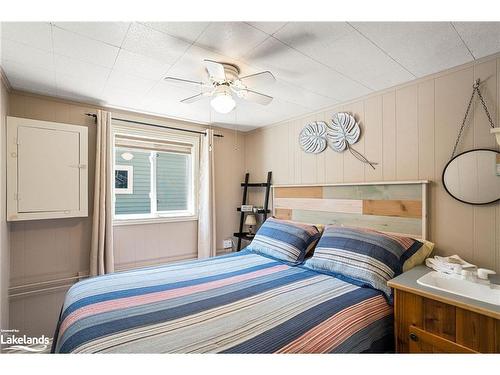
(84, 113, 224, 138)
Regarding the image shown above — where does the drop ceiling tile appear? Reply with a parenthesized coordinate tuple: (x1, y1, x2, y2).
(453, 22, 500, 59)
(142, 97, 210, 125)
(2, 60, 56, 95)
(166, 44, 257, 87)
(54, 90, 101, 104)
(142, 80, 215, 123)
(106, 70, 157, 94)
(232, 97, 311, 127)
(6, 22, 500, 131)
(56, 72, 106, 102)
(141, 22, 209, 43)
(0, 22, 53, 52)
(274, 22, 414, 89)
(245, 36, 324, 81)
(149, 56, 311, 129)
(195, 22, 270, 59)
(113, 49, 171, 81)
(53, 22, 131, 47)
(300, 66, 372, 102)
(274, 22, 352, 51)
(122, 23, 192, 65)
(54, 54, 111, 82)
(352, 22, 473, 77)
(264, 80, 336, 110)
(143, 80, 203, 105)
(217, 122, 256, 132)
(245, 36, 370, 101)
(8, 75, 57, 96)
(101, 86, 146, 110)
(247, 22, 287, 35)
(52, 27, 119, 68)
(1, 38, 54, 71)
(363, 69, 416, 91)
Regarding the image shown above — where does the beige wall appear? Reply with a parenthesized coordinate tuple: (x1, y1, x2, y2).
(6, 91, 245, 337)
(0, 73, 10, 338)
(245, 54, 500, 273)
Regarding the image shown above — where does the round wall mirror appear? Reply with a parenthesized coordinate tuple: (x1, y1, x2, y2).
(442, 149, 500, 205)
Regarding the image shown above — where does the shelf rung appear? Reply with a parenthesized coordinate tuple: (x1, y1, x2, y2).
(236, 207, 270, 213)
(240, 183, 269, 187)
(233, 232, 255, 240)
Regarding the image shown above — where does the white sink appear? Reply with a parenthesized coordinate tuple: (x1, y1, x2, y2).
(417, 271, 500, 306)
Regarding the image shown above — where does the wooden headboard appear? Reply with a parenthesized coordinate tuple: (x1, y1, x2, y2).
(272, 181, 429, 240)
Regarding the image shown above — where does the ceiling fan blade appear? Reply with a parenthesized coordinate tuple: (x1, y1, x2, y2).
(180, 93, 206, 104)
(241, 89, 273, 105)
(239, 71, 276, 88)
(164, 76, 205, 87)
(204, 59, 226, 82)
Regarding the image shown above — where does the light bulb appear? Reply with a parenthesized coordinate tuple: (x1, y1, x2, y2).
(210, 86, 236, 114)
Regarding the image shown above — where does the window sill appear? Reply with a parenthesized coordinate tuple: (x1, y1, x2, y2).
(113, 215, 198, 226)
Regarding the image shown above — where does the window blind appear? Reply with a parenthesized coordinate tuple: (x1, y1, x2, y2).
(115, 135, 192, 154)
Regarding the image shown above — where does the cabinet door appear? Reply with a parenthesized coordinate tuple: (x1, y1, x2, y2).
(18, 126, 81, 212)
(7, 116, 88, 221)
(408, 326, 476, 353)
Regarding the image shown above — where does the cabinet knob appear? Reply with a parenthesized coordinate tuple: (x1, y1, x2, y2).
(409, 332, 419, 342)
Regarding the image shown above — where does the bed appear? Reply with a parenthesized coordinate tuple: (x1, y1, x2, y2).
(52, 250, 393, 353)
(53, 181, 430, 354)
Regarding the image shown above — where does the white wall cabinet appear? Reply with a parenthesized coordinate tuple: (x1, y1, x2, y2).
(7, 116, 88, 221)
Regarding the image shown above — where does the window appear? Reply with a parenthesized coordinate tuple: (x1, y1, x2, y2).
(112, 123, 199, 224)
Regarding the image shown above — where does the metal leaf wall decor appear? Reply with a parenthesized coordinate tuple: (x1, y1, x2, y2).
(326, 112, 360, 152)
(298, 112, 378, 169)
(326, 112, 377, 169)
(299, 121, 328, 154)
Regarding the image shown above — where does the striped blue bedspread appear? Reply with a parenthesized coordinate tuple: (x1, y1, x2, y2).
(53, 250, 393, 353)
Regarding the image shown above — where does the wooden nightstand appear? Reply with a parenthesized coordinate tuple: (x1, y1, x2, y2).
(388, 266, 500, 353)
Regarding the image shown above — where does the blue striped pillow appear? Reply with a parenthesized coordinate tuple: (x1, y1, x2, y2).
(303, 225, 424, 298)
(247, 218, 321, 265)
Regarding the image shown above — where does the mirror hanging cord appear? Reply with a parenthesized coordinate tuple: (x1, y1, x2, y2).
(451, 78, 496, 158)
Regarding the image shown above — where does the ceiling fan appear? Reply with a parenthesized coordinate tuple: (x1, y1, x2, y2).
(164, 59, 276, 114)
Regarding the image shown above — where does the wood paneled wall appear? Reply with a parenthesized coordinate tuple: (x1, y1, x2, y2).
(6, 91, 245, 337)
(245, 55, 500, 272)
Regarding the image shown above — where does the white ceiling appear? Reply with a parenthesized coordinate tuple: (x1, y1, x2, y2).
(1, 22, 500, 131)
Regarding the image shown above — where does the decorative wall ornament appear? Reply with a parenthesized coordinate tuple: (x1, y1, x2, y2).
(297, 113, 378, 170)
(326, 112, 360, 152)
(326, 112, 378, 170)
(299, 121, 328, 154)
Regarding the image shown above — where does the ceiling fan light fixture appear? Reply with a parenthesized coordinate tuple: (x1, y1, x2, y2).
(210, 85, 236, 114)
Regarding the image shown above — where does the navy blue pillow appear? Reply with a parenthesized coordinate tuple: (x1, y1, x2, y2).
(247, 218, 321, 265)
(303, 225, 424, 297)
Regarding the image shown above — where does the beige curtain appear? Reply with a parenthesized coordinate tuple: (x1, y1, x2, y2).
(197, 129, 217, 259)
(90, 110, 114, 275)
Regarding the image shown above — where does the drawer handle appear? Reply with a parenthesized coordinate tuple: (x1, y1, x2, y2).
(409, 333, 419, 342)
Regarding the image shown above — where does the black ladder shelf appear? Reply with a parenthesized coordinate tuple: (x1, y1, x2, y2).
(233, 171, 272, 251)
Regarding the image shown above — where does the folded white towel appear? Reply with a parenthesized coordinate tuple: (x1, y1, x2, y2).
(425, 255, 476, 275)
